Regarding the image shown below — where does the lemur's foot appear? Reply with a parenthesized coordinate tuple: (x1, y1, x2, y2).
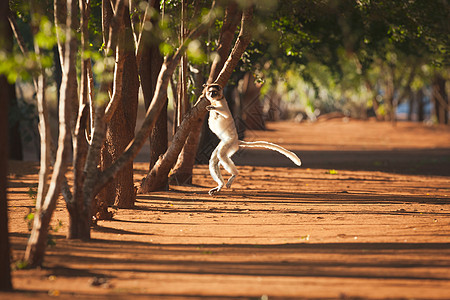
(208, 186, 223, 196)
(226, 175, 237, 189)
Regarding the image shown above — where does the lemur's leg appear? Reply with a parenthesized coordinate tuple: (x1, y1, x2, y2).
(217, 141, 239, 189)
(208, 145, 224, 195)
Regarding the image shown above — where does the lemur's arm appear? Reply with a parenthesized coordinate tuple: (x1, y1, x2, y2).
(206, 105, 230, 119)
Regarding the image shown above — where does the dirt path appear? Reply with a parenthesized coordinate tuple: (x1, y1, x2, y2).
(4, 120, 450, 299)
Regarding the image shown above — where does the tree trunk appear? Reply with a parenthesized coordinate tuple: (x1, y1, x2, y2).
(363, 76, 382, 121)
(148, 100, 168, 171)
(385, 64, 396, 123)
(67, 0, 90, 239)
(240, 72, 265, 130)
(25, 0, 77, 266)
(417, 88, 425, 122)
(169, 2, 241, 184)
(0, 76, 12, 290)
(78, 0, 130, 239)
(23, 0, 51, 265)
(8, 81, 23, 160)
(69, 105, 89, 239)
(167, 0, 191, 184)
(54, 0, 79, 132)
(176, 0, 189, 129)
(98, 4, 139, 214)
(0, 0, 13, 289)
(407, 89, 414, 121)
(139, 0, 167, 171)
(266, 87, 282, 122)
(53, 45, 62, 106)
(140, 5, 253, 193)
(432, 74, 448, 125)
(96, 0, 135, 215)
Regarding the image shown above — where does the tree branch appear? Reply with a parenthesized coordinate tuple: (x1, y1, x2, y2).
(7, 13, 38, 90)
(207, 2, 241, 84)
(214, 5, 253, 87)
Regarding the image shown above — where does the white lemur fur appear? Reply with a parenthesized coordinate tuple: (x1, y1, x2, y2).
(204, 83, 301, 195)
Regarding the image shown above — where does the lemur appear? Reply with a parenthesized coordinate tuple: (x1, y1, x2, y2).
(204, 83, 301, 195)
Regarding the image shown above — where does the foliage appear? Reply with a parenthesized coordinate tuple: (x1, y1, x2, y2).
(242, 0, 449, 119)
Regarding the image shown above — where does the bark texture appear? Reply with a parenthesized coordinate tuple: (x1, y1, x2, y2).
(98, 4, 139, 214)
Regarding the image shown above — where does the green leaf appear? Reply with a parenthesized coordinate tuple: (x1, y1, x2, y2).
(159, 42, 174, 56)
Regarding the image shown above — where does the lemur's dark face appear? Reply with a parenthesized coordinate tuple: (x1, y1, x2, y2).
(205, 84, 223, 101)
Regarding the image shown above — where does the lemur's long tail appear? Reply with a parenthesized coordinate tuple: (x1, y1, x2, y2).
(239, 141, 301, 166)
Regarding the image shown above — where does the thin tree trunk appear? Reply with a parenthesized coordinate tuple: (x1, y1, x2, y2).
(385, 64, 396, 123)
(139, 0, 167, 171)
(0, 75, 12, 290)
(417, 88, 425, 122)
(432, 74, 448, 125)
(52, 0, 79, 213)
(25, 0, 77, 266)
(8, 81, 23, 160)
(54, 0, 79, 131)
(70, 105, 89, 238)
(68, 0, 91, 239)
(140, 5, 253, 193)
(240, 72, 265, 130)
(172, 76, 179, 135)
(408, 88, 414, 121)
(53, 46, 63, 105)
(0, 0, 13, 289)
(35, 73, 51, 221)
(172, 0, 189, 135)
(169, 2, 241, 184)
(363, 76, 382, 121)
(177, 0, 189, 128)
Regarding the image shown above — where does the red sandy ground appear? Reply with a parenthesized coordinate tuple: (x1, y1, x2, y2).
(2, 119, 450, 300)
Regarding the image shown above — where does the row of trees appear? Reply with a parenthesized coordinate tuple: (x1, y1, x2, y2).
(1, 0, 449, 289)
(2, 0, 257, 271)
(251, 1, 449, 124)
